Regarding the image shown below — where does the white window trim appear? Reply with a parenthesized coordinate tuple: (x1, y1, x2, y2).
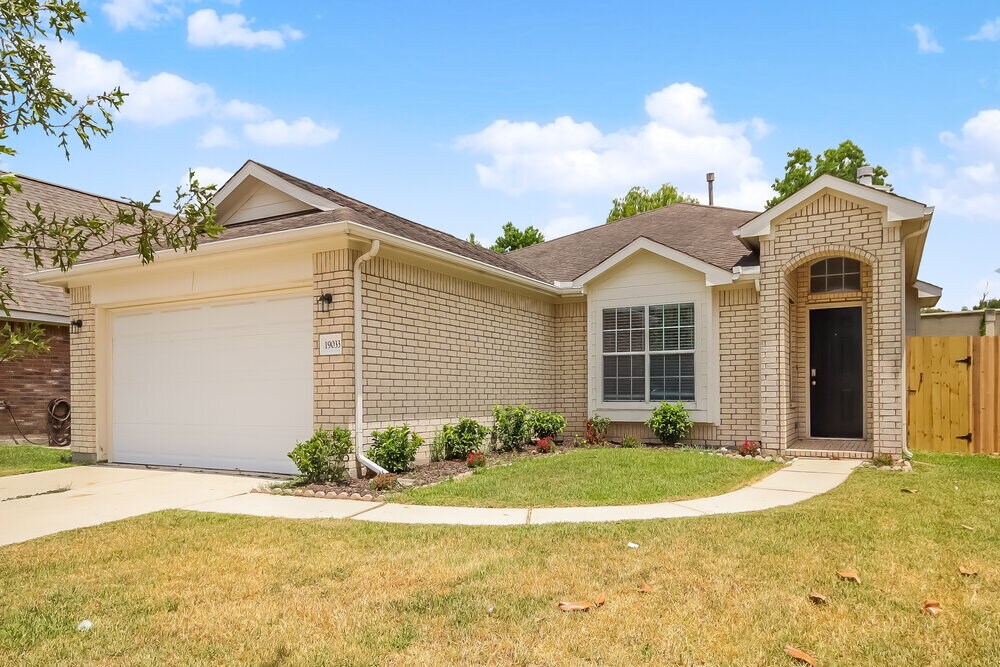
(587, 289, 720, 425)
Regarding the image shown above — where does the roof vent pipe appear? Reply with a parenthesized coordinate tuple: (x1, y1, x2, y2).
(706, 172, 715, 206)
(856, 165, 874, 186)
(353, 240, 387, 476)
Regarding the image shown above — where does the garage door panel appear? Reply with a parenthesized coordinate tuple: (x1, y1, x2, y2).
(111, 293, 312, 474)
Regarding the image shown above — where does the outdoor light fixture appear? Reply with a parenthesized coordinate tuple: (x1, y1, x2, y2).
(70, 319, 83, 329)
(317, 293, 333, 312)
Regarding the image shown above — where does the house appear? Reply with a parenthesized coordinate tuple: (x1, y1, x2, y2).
(34, 160, 940, 474)
(0, 175, 135, 442)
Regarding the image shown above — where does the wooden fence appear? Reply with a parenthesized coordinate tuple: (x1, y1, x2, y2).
(907, 336, 1000, 453)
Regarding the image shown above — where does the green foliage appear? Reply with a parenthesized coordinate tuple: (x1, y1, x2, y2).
(620, 434, 641, 449)
(0, 322, 49, 364)
(492, 404, 532, 451)
(766, 140, 887, 208)
(435, 418, 489, 460)
(287, 428, 352, 484)
(606, 183, 698, 223)
(872, 453, 893, 468)
(370, 473, 398, 492)
(527, 410, 566, 439)
(0, 1, 220, 315)
(584, 415, 612, 446)
(369, 425, 423, 473)
(490, 222, 544, 253)
(645, 403, 693, 445)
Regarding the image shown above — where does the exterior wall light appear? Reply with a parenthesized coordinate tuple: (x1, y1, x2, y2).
(317, 293, 333, 312)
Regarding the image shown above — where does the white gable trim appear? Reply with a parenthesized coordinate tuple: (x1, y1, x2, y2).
(737, 174, 934, 239)
(914, 279, 943, 308)
(213, 162, 339, 216)
(572, 237, 734, 287)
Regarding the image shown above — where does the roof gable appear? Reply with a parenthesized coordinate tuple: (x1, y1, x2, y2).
(573, 237, 735, 287)
(738, 174, 933, 239)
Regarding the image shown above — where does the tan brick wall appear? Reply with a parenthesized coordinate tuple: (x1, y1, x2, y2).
(359, 255, 558, 462)
(717, 288, 760, 446)
(554, 299, 587, 436)
(0, 324, 69, 438)
(758, 192, 903, 455)
(68, 286, 97, 461)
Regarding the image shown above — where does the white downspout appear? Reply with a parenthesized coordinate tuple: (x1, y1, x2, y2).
(899, 218, 931, 461)
(354, 240, 387, 475)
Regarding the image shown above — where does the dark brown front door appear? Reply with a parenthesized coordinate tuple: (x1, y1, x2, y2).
(810, 306, 863, 439)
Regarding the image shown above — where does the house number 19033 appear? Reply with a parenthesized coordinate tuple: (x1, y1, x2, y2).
(319, 333, 343, 356)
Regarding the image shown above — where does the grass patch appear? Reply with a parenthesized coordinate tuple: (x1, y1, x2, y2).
(0, 445, 75, 477)
(0, 453, 998, 665)
(392, 448, 779, 507)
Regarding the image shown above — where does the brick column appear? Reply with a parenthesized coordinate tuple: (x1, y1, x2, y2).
(69, 286, 98, 463)
(757, 238, 790, 453)
(313, 249, 360, 472)
(872, 224, 904, 455)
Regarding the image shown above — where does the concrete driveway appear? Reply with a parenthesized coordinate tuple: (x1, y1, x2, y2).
(0, 466, 269, 547)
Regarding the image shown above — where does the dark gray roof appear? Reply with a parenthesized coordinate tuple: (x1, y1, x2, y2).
(509, 202, 759, 283)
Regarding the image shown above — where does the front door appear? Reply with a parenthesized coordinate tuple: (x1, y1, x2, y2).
(810, 306, 863, 439)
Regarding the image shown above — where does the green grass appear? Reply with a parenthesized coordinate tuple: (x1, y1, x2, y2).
(0, 453, 998, 665)
(392, 448, 780, 507)
(0, 445, 75, 477)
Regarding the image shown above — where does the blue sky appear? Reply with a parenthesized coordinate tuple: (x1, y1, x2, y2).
(6, 0, 1000, 308)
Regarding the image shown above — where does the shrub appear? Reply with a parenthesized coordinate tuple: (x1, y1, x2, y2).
(584, 415, 612, 446)
(430, 433, 446, 463)
(492, 404, 532, 451)
(738, 440, 761, 457)
(645, 402, 693, 445)
(528, 410, 567, 439)
(370, 473, 398, 492)
(872, 453, 893, 467)
(436, 418, 490, 460)
(466, 451, 487, 468)
(620, 434, 641, 448)
(535, 436, 554, 454)
(287, 427, 352, 484)
(368, 425, 423, 473)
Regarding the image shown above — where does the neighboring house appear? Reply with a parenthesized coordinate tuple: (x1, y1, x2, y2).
(35, 161, 940, 473)
(919, 309, 998, 337)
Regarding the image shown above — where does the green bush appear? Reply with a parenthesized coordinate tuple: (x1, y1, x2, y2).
(528, 410, 567, 439)
(287, 427, 352, 484)
(368, 425, 423, 473)
(435, 418, 490, 460)
(645, 402, 693, 445)
(492, 404, 532, 451)
(585, 415, 612, 446)
(620, 434, 641, 448)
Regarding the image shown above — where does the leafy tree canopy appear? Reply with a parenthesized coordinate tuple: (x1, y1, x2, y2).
(606, 183, 697, 223)
(0, 0, 220, 359)
(767, 140, 887, 209)
(490, 222, 544, 253)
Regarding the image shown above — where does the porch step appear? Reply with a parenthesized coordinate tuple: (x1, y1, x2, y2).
(786, 448, 872, 460)
(786, 438, 873, 460)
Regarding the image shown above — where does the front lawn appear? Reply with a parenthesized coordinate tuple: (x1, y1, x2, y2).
(392, 448, 780, 507)
(0, 444, 75, 477)
(1, 453, 997, 665)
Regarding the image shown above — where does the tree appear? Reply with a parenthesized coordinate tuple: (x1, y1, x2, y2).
(767, 140, 887, 208)
(0, 1, 219, 357)
(490, 222, 544, 253)
(606, 183, 697, 223)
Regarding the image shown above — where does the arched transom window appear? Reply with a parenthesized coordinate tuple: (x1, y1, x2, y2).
(810, 257, 861, 293)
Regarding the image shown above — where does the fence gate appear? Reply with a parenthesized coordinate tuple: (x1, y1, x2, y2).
(907, 336, 1000, 454)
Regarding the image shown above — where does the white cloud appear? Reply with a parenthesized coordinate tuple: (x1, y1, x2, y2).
(968, 18, 1000, 41)
(219, 99, 271, 122)
(541, 215, 595, 240)
(456, 83, 771, 210)
(912, 24, 943, 53)
(243, 117, 339, 147)
(917, 109, 1000, 221)
(197, 125, 237, 149)
(186, 166, 234, 188)
(102, 0, 180, 31)
(187, 9, 303, 49)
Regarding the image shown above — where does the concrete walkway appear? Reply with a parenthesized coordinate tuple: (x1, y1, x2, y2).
(185, 458, 861, 526)
(0, 459, 860, 546)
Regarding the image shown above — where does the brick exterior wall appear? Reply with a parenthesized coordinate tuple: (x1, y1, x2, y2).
(69, 286, 97, 461)
(717, 288, 760, 446)
(758, 192, 903, 455)
(554, 300, 588, 436)
(0, 323, 70, 439)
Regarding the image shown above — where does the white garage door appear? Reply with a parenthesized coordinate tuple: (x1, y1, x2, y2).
(110, 293, 312, 474)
